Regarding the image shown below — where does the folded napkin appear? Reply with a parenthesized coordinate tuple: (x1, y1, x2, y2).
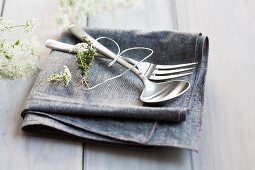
(21, 28, 208, 150)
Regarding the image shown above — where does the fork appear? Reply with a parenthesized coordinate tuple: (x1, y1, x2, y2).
(46, 39, 197, 81)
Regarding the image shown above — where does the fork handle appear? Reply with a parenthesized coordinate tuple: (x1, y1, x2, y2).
(68, 25, 145, 80)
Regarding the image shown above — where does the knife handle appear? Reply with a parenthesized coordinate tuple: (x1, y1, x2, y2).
(45, 39, 76, 53)
(45, 39, 138, 66)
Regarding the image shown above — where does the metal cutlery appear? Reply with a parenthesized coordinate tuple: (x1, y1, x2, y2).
(68, 24, 191, 103)
(46, 39, 197, 81)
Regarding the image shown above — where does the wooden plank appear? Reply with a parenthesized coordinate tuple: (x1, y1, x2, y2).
(84, 144, 192, 170)
(176, 0, 255, 170)
(85, 0, 193, 170)
(0, 0, 83, 170)
(89, 0, 175, 30)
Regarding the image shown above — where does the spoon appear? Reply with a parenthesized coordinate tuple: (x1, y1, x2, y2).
(68, 25, 190, 103)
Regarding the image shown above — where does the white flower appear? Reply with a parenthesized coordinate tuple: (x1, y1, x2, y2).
(63, 65, 72, 85)
(0, 17, 14, 32)
(20, 37, 39, 56)
(73, 43, 89, 52)
(24, 19, 40, 34)
(0, 39, 15, 59)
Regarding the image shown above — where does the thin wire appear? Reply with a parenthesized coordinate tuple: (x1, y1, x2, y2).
(96, 37, 121, 67)
(83, 37, 153, 90)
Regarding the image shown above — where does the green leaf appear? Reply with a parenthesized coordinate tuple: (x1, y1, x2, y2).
(11, 39, 20, 48)
(4, 54, 13, 60)
(13, 40, 20, 46)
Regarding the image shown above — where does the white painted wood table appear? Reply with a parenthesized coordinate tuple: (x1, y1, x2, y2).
(1, 0, 255, 170)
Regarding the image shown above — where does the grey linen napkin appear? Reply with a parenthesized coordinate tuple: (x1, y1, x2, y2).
(21, 28, 209, 150)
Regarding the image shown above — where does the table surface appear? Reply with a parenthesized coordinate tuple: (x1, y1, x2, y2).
(0, 0, 255, 170)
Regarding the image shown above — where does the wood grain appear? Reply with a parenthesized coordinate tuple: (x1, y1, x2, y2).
(89, 0, 175, 30)
(176, 0, 255, 170)
(84, 145, 192, 170)
(0, 0, 83, 170)
(84, 0, 193, 170)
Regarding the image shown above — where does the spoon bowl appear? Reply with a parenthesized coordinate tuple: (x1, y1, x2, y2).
(140, 79, 190, 103)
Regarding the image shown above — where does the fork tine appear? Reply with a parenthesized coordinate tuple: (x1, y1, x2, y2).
(149, 72, 193, 81)
(152, 67, 195, 75)
(155, 62, 197, 70)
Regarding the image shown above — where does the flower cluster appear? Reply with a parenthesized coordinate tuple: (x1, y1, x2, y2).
(49, 65, 72, 86)
(0, 17, 40, 79)
(0, 17, 14, 32)
(55, 0, 140, 30)
(24, 19, 40, 34)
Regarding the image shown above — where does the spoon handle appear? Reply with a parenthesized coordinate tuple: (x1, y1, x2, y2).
(68, 25, 145, 81)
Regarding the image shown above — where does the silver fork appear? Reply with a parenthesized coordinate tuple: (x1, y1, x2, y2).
(46, 39, 197, 81)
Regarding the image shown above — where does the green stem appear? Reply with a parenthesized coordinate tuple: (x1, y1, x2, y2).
(9, 24, 26, 29)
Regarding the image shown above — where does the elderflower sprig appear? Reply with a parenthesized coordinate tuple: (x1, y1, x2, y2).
(55, 0, 141, 30)
(24, 19, 40, 34)
(0, 17, 39, 34)
(0, 17, 40, 79)
(49, 65, 72, 86)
